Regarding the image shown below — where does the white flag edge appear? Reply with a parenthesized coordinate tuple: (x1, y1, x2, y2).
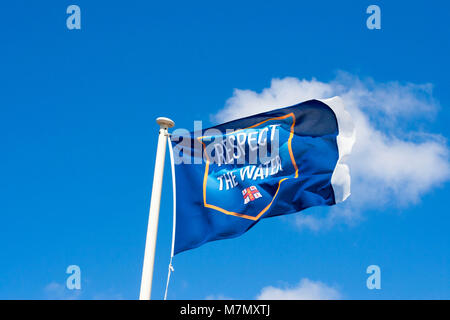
(319, 96, 356, 203)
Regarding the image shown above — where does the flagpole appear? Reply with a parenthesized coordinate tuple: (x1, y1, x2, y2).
(139, 117, 175, 300)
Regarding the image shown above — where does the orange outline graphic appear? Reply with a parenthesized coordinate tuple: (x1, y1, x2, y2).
(197, 113, 299, 221)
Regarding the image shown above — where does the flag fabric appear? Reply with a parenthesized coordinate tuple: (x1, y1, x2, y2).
(170, 97, 355, 255)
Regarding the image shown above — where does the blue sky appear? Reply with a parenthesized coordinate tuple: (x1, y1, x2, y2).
(0, 1, 449, 299)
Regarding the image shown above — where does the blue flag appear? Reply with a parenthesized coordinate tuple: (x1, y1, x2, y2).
(170, 97, 354, 255)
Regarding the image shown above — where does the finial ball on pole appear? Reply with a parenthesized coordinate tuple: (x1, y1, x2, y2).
(156, 117, 175, 129)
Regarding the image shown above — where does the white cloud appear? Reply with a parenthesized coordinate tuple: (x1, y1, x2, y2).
(206, 279, 341, 300)
(256, 278, 342, 300)
(205, 294, 234, 300)
(215, 77, 334, 123)
(43, 282, 81, 300)
(214, 73, 450, 230)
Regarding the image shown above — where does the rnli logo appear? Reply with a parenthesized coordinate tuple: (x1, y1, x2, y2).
(242, 186, 262, 204)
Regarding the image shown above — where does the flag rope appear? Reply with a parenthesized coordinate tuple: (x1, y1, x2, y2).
(164, 135, 176, 300)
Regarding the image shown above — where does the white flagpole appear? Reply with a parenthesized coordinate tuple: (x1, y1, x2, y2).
(139, 117, 175, 300)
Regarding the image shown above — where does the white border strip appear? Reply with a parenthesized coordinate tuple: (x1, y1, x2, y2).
(319, 97, 355, 203)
